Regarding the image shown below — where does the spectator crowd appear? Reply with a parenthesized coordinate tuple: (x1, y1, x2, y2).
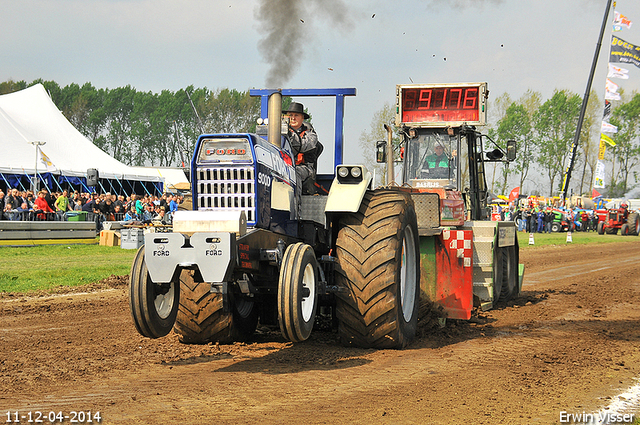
(496, 204, 599, 233)
(0, 188, 182, 229)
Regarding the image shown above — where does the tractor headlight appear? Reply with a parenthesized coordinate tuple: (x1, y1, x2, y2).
(336, 165, 365, 184)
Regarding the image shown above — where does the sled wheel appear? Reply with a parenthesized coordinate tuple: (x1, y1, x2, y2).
(499, 246, 518, 301)
(278, 243, 318, 342)
(597, 221, 605, 235)
(335, 190, 420, 349)
(174, 269, 258, 344)
(129, 246, 179, 338)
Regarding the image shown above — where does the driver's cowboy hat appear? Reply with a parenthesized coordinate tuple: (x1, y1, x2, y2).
(283, 102, 310, 120)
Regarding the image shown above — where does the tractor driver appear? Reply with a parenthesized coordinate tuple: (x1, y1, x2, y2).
(621, 203, 629, 220)
(284, 102, 323, 195)
(422, 142, 456, 179)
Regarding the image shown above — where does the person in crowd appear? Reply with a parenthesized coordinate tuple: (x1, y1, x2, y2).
(124, 204, 140, 222)
(0, 190, 5, 213)
(168, 194, 179, 215)
(580, 211, 590, 231)
(544, 208, 554, 233)
(5, 188, 23, 213)
(153, 207, 172, 225)
(134, 194, 144, 216)
(536, 209, 545, 233)
(3, 201, 17, 220)
(33, 190, 54, 220)
(54, 189, 71, 221)
(16, 201, 32, 221)
(142, 203, 155, 223)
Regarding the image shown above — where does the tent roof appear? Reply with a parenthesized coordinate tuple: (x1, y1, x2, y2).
(0, 84, 172, 182)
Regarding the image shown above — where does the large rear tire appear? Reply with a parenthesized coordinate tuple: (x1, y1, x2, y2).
(335, 190, 420, 349)
(628, 213, 640, 235)
(173, 270, 258, 344)
(129, 246, 179, 338)
(622, 223, 630, 236)
(597, 221, 605, 235)
(278, 243, 318, 342)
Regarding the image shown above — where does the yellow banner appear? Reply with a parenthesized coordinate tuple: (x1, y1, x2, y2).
(598, 139, 606, 160)
(600, 133, 616, 147)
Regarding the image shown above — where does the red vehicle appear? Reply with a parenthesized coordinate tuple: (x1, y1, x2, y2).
(597, 204, 640, 235)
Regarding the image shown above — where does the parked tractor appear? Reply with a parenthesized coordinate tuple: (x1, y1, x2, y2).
(129, 83, 523, 350)
(597, 204, 640, 235)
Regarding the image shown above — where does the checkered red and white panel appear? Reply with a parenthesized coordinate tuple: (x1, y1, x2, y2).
(441, 229, 473, 268)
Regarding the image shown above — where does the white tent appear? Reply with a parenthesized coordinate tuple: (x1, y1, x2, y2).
(0, 84, 187, 192)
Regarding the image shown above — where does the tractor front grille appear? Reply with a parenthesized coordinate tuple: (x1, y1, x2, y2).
(196, 166, 256, 224)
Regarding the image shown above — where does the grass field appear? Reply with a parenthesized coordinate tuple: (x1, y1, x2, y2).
(0, 244, 137, 293)
(0, 230, 637, 295)
(517, 230, 639, 247)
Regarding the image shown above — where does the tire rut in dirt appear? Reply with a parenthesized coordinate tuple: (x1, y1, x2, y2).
(335, 190, 419, 349)
(173, 270, 258, 344)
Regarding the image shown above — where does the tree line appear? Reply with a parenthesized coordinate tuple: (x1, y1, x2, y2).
(2, 79, 638, 198)
(0, 79, 261, 168)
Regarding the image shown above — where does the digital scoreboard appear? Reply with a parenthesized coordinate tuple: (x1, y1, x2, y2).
(396, 82, 488, 127)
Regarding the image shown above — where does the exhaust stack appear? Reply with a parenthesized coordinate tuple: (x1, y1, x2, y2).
(267, 91, 282, 148)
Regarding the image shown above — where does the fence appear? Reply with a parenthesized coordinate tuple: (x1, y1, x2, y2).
(0, 211, 126, 222)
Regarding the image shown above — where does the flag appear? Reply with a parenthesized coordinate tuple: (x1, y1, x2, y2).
(598, 139, 606, 160)
(603, 100, 611, 121)
(592, 189, 602, 198)
(600, 133, 616, 147)
(39, 149, 56, 172)
(601, 121, 618, 133)
(613, 11, 632, 30)
(608, 63, 630, 79)
(593, 160, 606, 189)
(508, 186, 520, 202)
(605, 78, 621, 100)
(610, 35, 640, 69)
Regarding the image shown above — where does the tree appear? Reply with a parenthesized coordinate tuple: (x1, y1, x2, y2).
(496, 102, 532, 194)
(609, 92, 640, 196)
(533, 90, 581, 196)
(358, 102, 397, 186)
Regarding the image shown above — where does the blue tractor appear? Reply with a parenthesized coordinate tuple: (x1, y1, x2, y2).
(129, 88, 423, 348)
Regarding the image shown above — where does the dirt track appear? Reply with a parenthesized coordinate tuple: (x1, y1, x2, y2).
(2, 241, 640, 424)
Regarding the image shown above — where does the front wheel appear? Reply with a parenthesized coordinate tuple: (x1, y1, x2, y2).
(278, 243, 318, 343)
(550, 222, 561, 233)
(335, 190, 420, 349)
(597, 221, 605, 235)
(129, 246, 179, 338)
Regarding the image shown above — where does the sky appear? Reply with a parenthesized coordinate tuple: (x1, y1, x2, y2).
(2, 0, 640, 181)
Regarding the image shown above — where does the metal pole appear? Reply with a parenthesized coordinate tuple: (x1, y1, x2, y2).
(561, 0, 613, 204)
(30, 141, 46, 192)
(384, 124, 394, 185)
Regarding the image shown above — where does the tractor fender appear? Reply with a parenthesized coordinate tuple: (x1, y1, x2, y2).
(325, 164, 373, 213)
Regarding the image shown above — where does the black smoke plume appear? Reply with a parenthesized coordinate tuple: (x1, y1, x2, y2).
(255, 0, 351, 88)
